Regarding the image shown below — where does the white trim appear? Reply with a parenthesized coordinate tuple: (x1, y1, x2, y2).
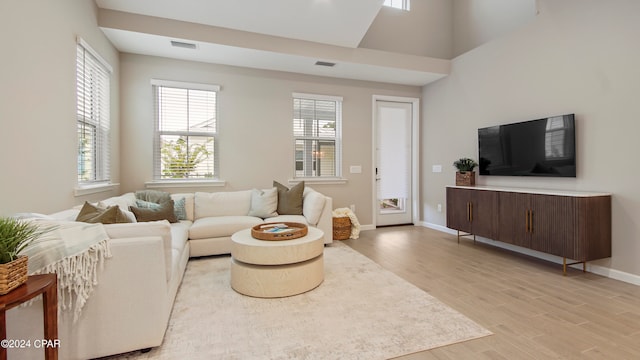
(151, 79, 221, 92)
(288, 178, 348, 185)
(359, 224, 376, 231)
(372, 95, 420, 227)
(420, 222, 640, 287)
(292, 92, 343, 102)
(74, 183, 119, 196)
(145, 180, 226, 188)
(77, 37, 113, 73)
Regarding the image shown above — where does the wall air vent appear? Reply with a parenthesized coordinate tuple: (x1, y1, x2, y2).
(170, 40, 197, 49)
(315, 61, 336, 67)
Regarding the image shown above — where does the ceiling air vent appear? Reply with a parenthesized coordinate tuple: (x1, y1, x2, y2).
(315, 61, 336, 67)
(170, 40, 197, 50)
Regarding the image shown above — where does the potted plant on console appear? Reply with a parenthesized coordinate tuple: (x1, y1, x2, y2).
(0, 217, 52, 294)
(453, 158, 478, 186)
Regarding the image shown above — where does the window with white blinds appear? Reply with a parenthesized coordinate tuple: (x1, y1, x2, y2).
(383, 0, 410, 11)
(77, 38, 112, 184)
(152, 80, 219, 180)
(293, 93, 342, 178)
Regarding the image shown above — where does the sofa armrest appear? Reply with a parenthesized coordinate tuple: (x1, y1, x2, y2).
(7, 235, 171, 360)
(315, 195, 333, 244)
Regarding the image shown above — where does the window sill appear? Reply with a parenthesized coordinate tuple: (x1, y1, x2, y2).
(145, 180, 226, 188)
(288, 177, 348, 185)
(74, 183, 120, 196)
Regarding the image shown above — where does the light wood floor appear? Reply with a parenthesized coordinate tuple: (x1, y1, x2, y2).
(341, 226, 640, 360)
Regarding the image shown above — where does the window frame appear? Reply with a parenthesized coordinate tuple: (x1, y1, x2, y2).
(76, 37, 112, 188)
(292, 92, 343, 180)
(151, 79, 220, 182)
(383, 0, 410, 11)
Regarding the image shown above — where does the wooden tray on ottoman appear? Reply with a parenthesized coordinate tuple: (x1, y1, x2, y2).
(251, 222, 308, 241)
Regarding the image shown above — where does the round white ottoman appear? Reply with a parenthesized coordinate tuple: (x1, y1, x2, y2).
(230, 227, 324, 298)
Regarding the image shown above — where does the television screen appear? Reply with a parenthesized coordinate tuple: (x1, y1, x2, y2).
(478, 114, 576, 177)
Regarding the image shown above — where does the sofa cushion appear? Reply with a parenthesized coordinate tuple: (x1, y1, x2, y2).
(273, 181, 304, 215)
(103, 220, 173, 280)
(171, 221, 191, 251)
(303, 188, 326, 225)
(194, 191, 252, 218)
(76, 202, 132, 224)
(189, 216, 263, 239)
(264, 215, 309, 226)
(247, 188, 278, 218)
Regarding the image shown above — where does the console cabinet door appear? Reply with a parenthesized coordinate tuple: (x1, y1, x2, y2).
(446, 187, 498, 238)
(530, 195, 576, 257)
(446, 187, 472, 233)
(498, 192, 531, 248)
(469, 190, 499, 239)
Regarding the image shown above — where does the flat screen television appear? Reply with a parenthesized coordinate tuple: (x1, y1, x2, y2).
(478, 114, 576, 177)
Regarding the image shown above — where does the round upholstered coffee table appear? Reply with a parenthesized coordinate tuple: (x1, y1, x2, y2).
(230, 226, 324, 298)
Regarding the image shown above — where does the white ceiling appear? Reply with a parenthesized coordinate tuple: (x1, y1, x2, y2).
(96, 0, 384, 48)
(95, 0, 450, 86)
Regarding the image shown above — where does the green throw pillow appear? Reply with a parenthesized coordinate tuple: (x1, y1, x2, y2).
(75, 202, 132, 224)
(129, 199, 178, 223)
(273, 181, 304, 215)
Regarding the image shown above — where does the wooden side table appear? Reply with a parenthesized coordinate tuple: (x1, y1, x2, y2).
(0, 274, 58, 360)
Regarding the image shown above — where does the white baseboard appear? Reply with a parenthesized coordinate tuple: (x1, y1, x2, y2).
(420, 222, 640, 287)
(360, 224, 376, 231)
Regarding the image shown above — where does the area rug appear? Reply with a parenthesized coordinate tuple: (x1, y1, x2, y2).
(112, 242, 491, 359)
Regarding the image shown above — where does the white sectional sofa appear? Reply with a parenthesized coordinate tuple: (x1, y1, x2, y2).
(7, 186, 332, 360)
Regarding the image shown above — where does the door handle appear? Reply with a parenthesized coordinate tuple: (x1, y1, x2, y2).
(469, 202, 473, 222)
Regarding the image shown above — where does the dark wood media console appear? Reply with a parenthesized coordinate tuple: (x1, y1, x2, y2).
(446, 186, 612, 274)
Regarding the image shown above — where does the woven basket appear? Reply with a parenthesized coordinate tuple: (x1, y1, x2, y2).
(456, 171, 476, 186)
(0, 255, 28, 295)
(333, 217, 351, 240)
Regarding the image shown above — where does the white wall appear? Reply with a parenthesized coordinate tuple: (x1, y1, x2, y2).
(359, 0, 453, 59)
(422, 0, 640, 275)
(0, 0, 120, 216)
(120, 54, 421, 226)
(453, 0, 537, 57)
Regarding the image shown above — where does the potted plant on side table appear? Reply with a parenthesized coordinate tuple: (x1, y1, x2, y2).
(453, 158, 478, 186)
(0, 217, 53, 295)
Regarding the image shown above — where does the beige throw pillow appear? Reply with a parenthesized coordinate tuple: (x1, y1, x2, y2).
(273, 181, 304, 215)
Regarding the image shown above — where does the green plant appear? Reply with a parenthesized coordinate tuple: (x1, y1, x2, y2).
(161, 138, 212, 179)
(0, 217, 54, 264)
(453, 158, 478, 172)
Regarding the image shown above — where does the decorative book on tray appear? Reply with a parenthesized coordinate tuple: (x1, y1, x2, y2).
(251, 222, 308, 241)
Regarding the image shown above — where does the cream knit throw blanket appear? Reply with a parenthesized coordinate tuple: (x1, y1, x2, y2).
(22, 220, 111, 321)
(332, 207, 361, 239)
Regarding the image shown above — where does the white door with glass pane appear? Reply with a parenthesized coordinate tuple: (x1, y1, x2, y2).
(375, 101, 413, 226)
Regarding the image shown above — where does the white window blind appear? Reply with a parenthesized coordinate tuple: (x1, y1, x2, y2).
(77, 38, 111, 184)
(152, 80, 219, 180)
(293, 93, 342, 178)
(383, 0, 410, 10)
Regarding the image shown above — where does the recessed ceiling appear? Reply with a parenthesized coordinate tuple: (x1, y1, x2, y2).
(95, 0, 450, 86)
(96, 0, 384, 48)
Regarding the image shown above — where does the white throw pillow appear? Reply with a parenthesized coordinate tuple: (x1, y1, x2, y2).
(247, 188, 278, 218)
(98, 193, 137, 211)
